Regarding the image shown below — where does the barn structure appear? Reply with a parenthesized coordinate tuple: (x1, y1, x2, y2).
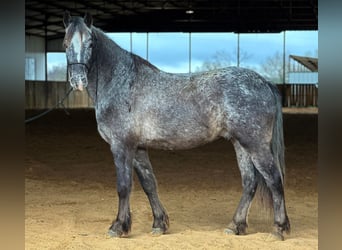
(25, 1, 318, 249)
(285, 54, 318, 106)
(281, 54, 318, 107)
(289, 55, 318, 84)
(26, 0, 318, 109)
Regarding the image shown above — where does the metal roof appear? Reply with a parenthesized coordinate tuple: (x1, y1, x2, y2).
(290, 55, 318, 72)
(26, 0, 318, 40)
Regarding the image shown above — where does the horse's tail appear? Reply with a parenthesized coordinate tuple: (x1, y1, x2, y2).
(269, 83, 285, 182)
(256, 83, 285, 210)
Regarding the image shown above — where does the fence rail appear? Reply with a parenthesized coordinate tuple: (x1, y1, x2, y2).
(277, 84, 318, 107)
(25, 81, 94, 109)
(25, 81, 318, 109)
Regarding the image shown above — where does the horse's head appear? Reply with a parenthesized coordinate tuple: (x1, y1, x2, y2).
(63, 11, 94, 91)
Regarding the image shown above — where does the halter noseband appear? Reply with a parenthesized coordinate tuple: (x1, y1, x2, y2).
(67, 62, 90, 72)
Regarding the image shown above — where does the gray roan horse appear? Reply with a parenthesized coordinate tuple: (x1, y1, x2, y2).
(63, 12, 290, 240)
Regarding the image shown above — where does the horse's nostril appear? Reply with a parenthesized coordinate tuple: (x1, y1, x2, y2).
(69, 74, 88, 91)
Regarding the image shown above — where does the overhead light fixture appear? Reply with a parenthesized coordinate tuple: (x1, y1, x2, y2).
(185, 9, 194, 14)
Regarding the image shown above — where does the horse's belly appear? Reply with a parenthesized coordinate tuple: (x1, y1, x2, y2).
(142, 135, 218, 150)
(139, 118, 222, 150)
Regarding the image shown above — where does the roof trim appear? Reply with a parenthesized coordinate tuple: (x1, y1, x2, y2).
(290, 55, 318, 72)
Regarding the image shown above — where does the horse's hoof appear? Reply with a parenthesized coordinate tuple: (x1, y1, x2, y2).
(265, 231, 284, 241)
(224, 228, 237, 235)
(151, 227, 164, 237)
(107, 229, 123, 238)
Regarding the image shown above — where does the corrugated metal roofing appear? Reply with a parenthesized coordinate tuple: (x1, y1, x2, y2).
(26, 0, 318, 40)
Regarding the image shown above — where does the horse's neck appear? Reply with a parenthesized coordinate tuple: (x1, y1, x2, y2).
(95, 31, 132, 70)
(87, 30, 134, 101)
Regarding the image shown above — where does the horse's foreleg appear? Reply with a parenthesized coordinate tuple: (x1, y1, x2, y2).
(133, 148, 169, 236)
(225, 140, 258, 235)
(108, 143, 135, 238)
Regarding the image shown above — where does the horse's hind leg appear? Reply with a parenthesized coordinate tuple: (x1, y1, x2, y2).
(250, 144, 290, 240)
(133, 148, 169, 236)
(225, 140, 258, 235)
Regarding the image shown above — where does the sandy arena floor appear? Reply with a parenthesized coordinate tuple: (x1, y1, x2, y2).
(25, 108, 317, 249)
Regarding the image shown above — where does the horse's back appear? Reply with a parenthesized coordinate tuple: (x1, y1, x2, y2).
(132, 66, 277, 150)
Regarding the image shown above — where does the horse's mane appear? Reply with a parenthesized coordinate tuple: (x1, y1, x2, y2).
(92, 27, 159, 72)
(91, 27, 118, 51)
(132, 53, 160, 72)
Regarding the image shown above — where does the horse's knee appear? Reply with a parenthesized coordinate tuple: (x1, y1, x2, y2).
(117, 179, 131, 197)
(242, 173, 258, 189)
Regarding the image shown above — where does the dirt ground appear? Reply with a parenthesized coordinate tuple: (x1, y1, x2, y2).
(25, 108, 317, 250)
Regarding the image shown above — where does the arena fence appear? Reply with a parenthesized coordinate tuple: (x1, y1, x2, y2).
(25, 81, 318, 109)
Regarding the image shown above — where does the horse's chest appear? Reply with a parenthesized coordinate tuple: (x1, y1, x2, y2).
(95, 109, 132, 144)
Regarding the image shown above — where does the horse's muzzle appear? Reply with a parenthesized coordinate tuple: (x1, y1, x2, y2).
(68, 64, 88, 91)
(69, 74, 88, 91)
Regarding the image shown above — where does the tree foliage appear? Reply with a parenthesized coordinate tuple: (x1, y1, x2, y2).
(195, 49, 253, 72)
(260, 51, 285, 83)
(48, 64, 67, 81)
(195, 49, 317, 84)
(195, 50, 232, 72)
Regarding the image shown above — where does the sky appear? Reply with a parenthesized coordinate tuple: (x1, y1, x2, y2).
(48, 30, 318, 74)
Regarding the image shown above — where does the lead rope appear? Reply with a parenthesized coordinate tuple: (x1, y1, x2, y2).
(25, 62, 76, 124)
(93, 31, 99, 110)
(95, 49, 98, 109)
(24, 87, 73, 124)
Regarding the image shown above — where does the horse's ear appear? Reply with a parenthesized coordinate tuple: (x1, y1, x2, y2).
(63, 10, 71, 28)
(84, 12, 93, 28)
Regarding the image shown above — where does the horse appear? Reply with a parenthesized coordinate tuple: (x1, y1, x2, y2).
(62, 11, 290, 240)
